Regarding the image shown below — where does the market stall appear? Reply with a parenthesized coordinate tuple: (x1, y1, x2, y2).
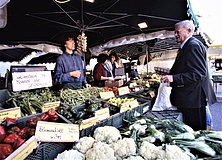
(1, 66, 222, 159)
(0, 0, 220, 159)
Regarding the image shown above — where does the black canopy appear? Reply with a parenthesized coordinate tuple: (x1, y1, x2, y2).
(0, 0, 198, 46)
(0, 0, 201, 62)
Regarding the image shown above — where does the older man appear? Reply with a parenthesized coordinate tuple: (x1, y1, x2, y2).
(162, 20, 217, 130)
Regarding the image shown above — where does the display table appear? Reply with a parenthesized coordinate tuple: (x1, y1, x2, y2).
(212, 71, 222, 93)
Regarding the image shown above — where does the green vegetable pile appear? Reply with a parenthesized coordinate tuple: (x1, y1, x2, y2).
(8, 88, 60, 115)
(119, 116, 222, 159)
(60, 87, 105, 107)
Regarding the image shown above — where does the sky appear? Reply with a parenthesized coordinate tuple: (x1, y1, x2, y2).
(190, 0, 222, 45)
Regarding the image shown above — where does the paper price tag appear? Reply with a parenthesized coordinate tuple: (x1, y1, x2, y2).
(129, 82, 137, 88)
(129, 99, 139, 109)
(94, 107, 110, 121)
(100, 91, 115, 99)
(120, 102, 130, 113)
(118, 86, 130, 95)
(80, 116, 99, 130)
(35, 121, 79, 142)
(0, 107, 21, 122)
(42, 101, 60, 112)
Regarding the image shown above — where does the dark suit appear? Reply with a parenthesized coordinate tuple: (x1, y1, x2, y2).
(170, 37, 217, 130)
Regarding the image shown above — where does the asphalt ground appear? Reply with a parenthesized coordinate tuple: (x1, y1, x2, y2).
(210, 83, 222, 131)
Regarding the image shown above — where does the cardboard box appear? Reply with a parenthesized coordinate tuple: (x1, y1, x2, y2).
(105, 79, 123, 87)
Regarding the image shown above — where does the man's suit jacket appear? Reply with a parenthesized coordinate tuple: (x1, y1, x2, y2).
(170, 37, 217, 108)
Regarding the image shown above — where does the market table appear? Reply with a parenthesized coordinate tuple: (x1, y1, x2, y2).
(212, 71, 222, 93)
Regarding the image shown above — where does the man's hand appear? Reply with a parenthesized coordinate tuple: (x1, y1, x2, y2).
(85, 83, 91, 88)
(70, 70, 81, 78)
(161, 75, 173, 83)
(108, 77, 114, 81)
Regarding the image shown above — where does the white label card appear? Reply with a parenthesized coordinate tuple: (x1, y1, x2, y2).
(12, 71, 52, 91)
(35, 121, 79, 142)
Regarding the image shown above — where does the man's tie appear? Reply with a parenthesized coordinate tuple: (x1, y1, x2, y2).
(175, 48, 181, 60)
(177, 48, 181, 55)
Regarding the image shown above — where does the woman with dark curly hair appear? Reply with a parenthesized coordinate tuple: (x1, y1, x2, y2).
(93, 54, 114, 87)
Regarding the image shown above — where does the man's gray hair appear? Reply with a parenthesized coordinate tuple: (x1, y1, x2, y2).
(175, 20, 195, 34)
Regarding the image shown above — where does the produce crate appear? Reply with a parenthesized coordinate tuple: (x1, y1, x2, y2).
(0, 89, 17, 109)
(16, 112, 67, 128)
(119, 94, 151, 110)
(105, 79, 123, 87)
(129, 89, 156, 100)
(97, 111, 130, 129)
(80, 105, 140, 137)
(4, 112, 71, 159)
(58, 102, 110, 135)
(79, 100, 152, 137)
(145, 110, 181, 120)
(25, 142, 71, 160)
(130, 100, 151, 117)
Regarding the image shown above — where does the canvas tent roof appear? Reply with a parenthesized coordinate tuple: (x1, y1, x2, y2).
(0, 0, 204, 63)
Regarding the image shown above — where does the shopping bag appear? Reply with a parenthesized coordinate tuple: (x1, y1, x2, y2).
(152, 82, 177, 111)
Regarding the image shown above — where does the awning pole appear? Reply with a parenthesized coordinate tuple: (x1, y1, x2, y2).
(146, 45, 149, 73)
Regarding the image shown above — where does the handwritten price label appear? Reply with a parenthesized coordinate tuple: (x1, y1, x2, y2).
(42, 101, 60, 112)
(0, 107, 21, 122)
(118, 86, 130, 95)
(35, 121, 79, 142)
(120, 102, 130, 113)
(79, 116, 99, 130)
(100, 91, 115, 99)
(94, 108, 110, 121)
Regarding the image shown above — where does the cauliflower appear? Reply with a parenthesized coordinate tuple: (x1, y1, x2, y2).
(123, 156, 144, 160)
(54, 150, 85, 160)
(140, 141, 160, 160)
(75, 136, 95, 154)
(140, 141, 190, 160)
(85, 141, 116, 160)
(110, 138, 137, 159)
(93, 126, 122, 144)
(156, 144, 190, 160)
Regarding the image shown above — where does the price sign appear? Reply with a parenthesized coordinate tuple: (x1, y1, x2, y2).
(118, 86, 130, 96)
(120, 102, 130, 113)
(12, 71, 52, 91)
(79, 116, 99, 130)
(100, 91, 115, 99)
(129, 82, 137, 88)
(35, 121, 79, 142)
(94, 108, 110, 121)
(42, 101, 60, 112)
(129, 99, 139, 109)
(6, 136, 38, 160)
(0, 107, 21, 122)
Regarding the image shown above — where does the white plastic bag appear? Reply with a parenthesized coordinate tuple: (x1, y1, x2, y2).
(152, 82, 177, 111)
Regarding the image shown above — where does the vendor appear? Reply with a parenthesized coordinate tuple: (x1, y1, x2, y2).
(130, 62, 139, 80)
(104, 51, 119, 78)
(54, 34, 91, 90)
(93, 54, 114, 87)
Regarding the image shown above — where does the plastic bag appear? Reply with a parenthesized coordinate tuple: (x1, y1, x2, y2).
(152, 82, 177, 111)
